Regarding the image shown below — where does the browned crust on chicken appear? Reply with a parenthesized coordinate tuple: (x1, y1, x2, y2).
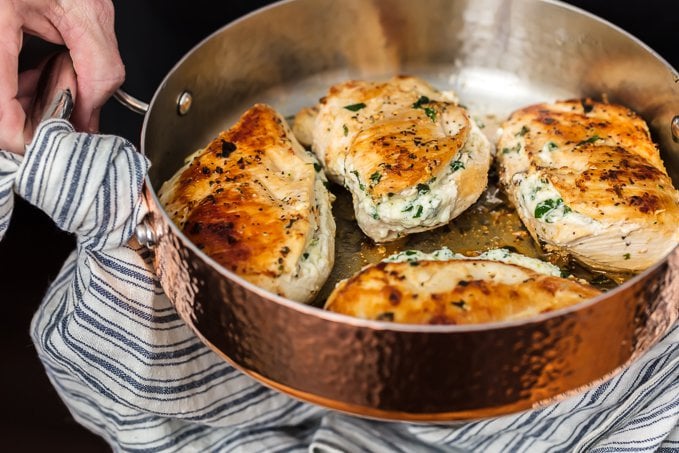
(497, 98, 679, 271)
(509, 99, 678, 222)
(549, 144, 677, 222)
(162, 104, 315, 284)
(350, 105, 471, 198)
(325, 260, 600, 324)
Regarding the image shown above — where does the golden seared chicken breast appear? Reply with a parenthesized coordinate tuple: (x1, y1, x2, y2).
(497, 99, 679, 272)
(294, 76, 492, 242)
(159, 104, 335, 303)
(325, 248, 600, 324)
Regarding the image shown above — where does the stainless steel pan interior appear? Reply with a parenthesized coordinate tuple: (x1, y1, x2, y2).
(123, 0, 679, 421)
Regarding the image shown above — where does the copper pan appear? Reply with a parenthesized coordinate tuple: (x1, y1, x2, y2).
(114, 0, 679, 421)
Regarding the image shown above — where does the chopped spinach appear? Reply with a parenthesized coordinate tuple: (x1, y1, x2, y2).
(412, 95, 436, 121)
(502, 143, 521, 154)
(534, 197, 570, 221)
(351, 170, 365, 191)
(424, 107, 437, 122)
(412, 96, 431, 109)
(416, 183, 430, 194)
(577, 135, 601, 146)
(450, 160, 465, 172)
(344, 102, 366, 112)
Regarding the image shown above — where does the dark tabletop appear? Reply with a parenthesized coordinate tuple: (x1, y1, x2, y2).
(1, 1, 677, 450)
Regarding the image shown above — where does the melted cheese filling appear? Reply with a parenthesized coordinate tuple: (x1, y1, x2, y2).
(385, 247, 562, 277)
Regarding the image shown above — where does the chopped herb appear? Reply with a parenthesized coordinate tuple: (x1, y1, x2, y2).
(402, 205, 413, 212)
(417, 183, 430, 194)
(578, 135, 600, 146)
(424, 107, 437, 122)
(545, 141, 559, 152)
(534, 198, 568, 220)
(412, 96, 431, 109)
(313, 162, 322, 172)
(343, 124, 349, 136)
(351, 170, 365, 191)
(344, 102, 366, 112)
(502, 143, 521, 154)
(624, 253, 631, 260)
(372, 211, 380, 219)
(405, 250, 417, 256)
(560, 269, 570, 278)
(450, 160, 465, 172)
(302, 252, 309, 261)
(412, 96, 437, 121)
(409, 261, 420, 266)
(517, 125, 530, 137)
(370, 171, 382, 184)
(413, 205, 424, 218)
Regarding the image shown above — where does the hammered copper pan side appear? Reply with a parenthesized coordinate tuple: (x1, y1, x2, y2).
(147, 187, 678, 420)
(138, 0, 679, 421)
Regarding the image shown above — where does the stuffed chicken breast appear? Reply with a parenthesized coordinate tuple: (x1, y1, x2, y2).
(497, 99, 679, 272)
(294, 76, 492, 242)
(325, 248, 600, 324)
(159, 104, 335, 303)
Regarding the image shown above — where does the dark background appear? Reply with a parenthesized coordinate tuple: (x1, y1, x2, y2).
(1, 1, 677, 450)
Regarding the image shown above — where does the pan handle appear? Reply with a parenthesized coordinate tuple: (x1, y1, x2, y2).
(111, 89, 159, 247)
(113, 89, 149, 115)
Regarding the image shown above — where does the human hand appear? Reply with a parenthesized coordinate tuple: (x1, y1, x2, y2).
(0, 0, 124, 154)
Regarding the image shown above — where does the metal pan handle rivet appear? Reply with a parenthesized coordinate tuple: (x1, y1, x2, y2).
(177, 91, 193, 116)
(672, 115, 679, 143)
(136, 215, 159, 247)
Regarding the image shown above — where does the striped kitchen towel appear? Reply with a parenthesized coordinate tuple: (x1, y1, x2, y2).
(0, 119, 677, 452)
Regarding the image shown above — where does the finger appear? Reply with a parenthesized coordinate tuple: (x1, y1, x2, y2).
(48, 0, 124, 132)
(0, 2, 26, 153)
